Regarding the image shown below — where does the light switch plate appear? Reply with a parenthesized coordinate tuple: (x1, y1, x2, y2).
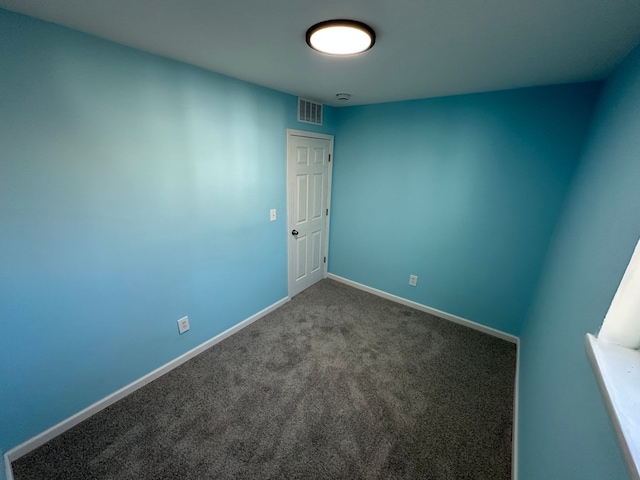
(270, 209, 277, 221)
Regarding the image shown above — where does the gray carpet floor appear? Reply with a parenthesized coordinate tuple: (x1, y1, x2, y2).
(12, 279, 517, 480)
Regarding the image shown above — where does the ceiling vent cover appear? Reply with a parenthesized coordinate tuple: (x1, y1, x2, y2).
(298, 98, 323, 125)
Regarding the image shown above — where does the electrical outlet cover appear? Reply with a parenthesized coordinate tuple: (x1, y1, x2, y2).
(409, 275, 418, 286)
(177, 316, 190, 334)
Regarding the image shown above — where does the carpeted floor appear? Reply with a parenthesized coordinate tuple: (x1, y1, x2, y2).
(12, 279, 517, 480)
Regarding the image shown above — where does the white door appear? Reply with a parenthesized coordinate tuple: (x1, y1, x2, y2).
(287, 131, 333, 297)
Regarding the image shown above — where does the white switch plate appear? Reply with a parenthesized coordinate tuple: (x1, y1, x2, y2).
(270, 209, 277, 221)
(409, 275, 418, 287)
(177, 316, 190, 334)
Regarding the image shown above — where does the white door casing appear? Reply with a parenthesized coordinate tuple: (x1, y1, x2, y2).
(287, 130, 333, 297)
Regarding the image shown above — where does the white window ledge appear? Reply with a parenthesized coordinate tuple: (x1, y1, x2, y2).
(586, 333, 640, 480)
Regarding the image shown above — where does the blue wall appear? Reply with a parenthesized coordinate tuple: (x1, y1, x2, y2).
(0, 7, 334, 459)
(517, 45, 640, 479)
(328, 85, 600, 335)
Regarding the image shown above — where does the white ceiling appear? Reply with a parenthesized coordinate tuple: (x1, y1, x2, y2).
(2, 0, 640, 106)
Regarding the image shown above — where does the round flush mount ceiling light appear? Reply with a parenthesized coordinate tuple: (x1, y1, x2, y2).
(306, 20, 376, 55)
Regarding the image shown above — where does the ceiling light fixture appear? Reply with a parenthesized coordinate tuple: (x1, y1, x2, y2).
(306, 20, 375, 55)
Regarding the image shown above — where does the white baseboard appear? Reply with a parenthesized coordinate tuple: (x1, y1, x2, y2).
(4, 296, 289, 471)
(512, 339, 520, 480)
(326, 273, 520, 478)
(3, 452, 13, 480)
(326, 273, 518, 343)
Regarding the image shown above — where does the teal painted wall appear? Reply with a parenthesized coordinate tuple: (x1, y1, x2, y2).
(517, 44, 640, 479)
(0, 7, 334, 458)
(328, 85, 600, 335)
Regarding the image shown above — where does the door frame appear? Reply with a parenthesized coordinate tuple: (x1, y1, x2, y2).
(286, 129, 334, 298)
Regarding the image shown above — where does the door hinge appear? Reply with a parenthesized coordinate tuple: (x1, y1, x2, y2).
(328, 154, 331, 163)
(326, 208, 328, 215)
(324, 257, 327, 264)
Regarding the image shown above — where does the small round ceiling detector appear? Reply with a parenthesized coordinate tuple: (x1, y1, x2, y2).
(306, 20, 376, 55)
(336, 93, 351, 101)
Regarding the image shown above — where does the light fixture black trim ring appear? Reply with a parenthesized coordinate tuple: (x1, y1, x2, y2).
(306, 19, 376, 53)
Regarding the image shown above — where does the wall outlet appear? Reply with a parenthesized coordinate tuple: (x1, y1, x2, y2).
(177, 316, 190, 334)
(409, 275, 418, 287)
(270, 209, 277, 221)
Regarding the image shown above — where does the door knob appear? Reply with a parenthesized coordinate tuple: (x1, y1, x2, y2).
(292, 230, 299, 236)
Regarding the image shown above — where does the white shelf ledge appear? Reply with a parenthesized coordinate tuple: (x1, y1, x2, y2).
(586, 333, 640, 480)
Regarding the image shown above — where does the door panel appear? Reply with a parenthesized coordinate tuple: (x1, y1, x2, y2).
(296, 175, 308, 223)
(297, 146, 309, 165)
(311, 230, 322, 272)
(313, 147, 324, 164)
(313, 174, 324, 219)
(296, 235, 307, 280)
